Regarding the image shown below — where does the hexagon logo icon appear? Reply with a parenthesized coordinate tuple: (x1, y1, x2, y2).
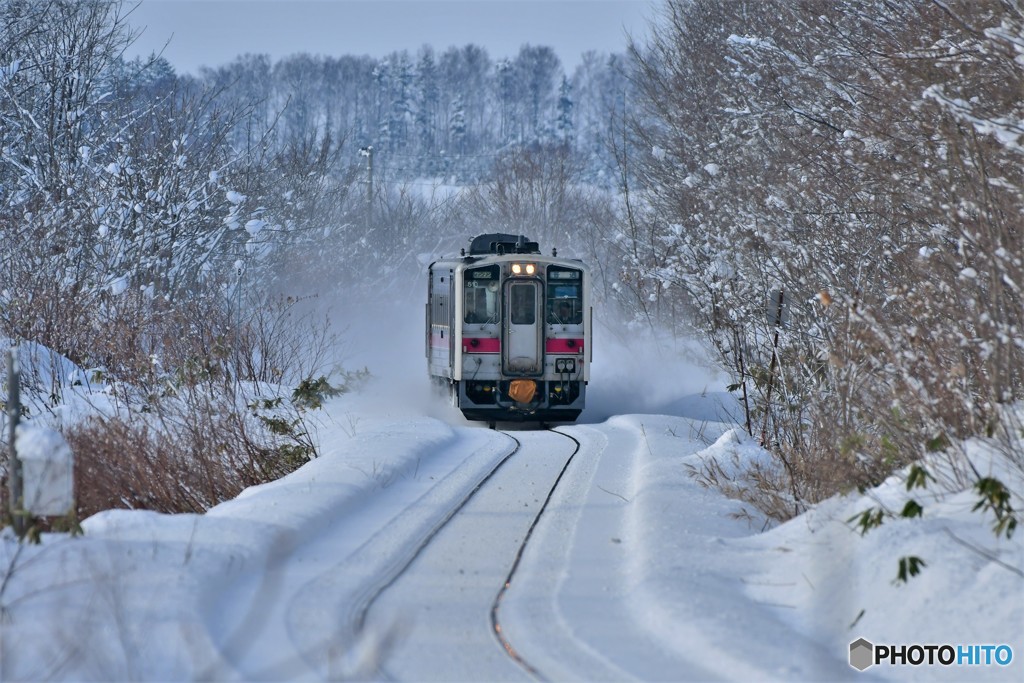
(849, 638, 874, 671)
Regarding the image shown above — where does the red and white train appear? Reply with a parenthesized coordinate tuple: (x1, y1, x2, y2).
(426, 233, 591, 425)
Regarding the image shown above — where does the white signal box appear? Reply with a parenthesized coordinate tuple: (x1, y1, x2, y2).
(15, 424, 74, 516)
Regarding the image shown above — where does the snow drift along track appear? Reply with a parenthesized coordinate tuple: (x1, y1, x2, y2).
(203, 423, 518, 680)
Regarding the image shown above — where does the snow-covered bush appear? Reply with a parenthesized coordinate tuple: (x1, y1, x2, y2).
(64, 372, 357, 517)
(0, 1, 370, 526)
(629, 0, 1024, 520)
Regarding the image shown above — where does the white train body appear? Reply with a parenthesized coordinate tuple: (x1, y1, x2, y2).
(426, 234, 591, 423)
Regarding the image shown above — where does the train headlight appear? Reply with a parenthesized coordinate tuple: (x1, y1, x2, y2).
(525, 263, 536, 275)
(510, 263, 536, 276)
(555, 358, 576, 373)
(511, 263, 522, 275)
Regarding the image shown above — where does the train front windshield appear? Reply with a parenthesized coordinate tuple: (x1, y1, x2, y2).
(547, 266, 583, 324)
(465, 265, 500, 323)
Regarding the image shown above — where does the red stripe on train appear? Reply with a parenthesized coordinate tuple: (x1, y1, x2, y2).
(463, 337, 501, 353)
(546, 338, 584, 354)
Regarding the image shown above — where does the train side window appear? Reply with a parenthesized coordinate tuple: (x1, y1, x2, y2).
(465, 266, 500, 323)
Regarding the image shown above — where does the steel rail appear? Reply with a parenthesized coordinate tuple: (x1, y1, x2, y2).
(350, 430, 523, 678)
(489, 427, 581, 682)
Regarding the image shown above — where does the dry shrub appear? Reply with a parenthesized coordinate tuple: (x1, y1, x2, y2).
(0, 215, 100, 367)
(234, 293, 339, 385)
(687, 451, 795, 525)
(69, 416, 241, 515)
(634, 0, 1024, 524)
(67, 390, 302, 517)
(18, 279, 347, 520)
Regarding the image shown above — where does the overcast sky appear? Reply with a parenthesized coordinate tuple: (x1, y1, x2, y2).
(124, 0, 656, 76)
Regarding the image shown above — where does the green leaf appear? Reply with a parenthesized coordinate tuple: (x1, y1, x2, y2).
(905, 464, 933, 491)
(973, 477, 1018, 540)
(900, 499, 924, 519)
(894, 556, 926, 585)
(259, 415, 296, 436)
(848, 507, 886, 535)
(292, 375, 343, 410)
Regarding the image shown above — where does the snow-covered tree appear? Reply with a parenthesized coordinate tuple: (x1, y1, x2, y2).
(514, 44, 562, 140)
(448, 96, 467, 154)
(629, 0, 1024, 513)
(555, 76, 574, 147)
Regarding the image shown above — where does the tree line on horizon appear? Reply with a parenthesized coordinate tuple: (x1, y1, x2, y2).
(166, 38, 633, 185)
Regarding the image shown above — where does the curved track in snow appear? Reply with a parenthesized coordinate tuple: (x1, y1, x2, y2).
(203, 416, 792, 683)
(359, 427, 581, 682)
(344, 427, 527, 679)
(489, 428, 581, 680)
(199, 422, 520, 681)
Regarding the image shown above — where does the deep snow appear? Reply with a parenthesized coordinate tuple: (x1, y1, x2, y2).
(0, 325, 1022, 681)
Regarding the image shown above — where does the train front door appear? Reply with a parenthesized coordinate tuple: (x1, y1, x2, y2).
(503, 280, 542, 374)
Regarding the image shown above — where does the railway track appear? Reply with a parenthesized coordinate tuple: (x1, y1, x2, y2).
(349, 426, 581, 681)
(490, 428, 580, 680)
(348, 429, 524, 670)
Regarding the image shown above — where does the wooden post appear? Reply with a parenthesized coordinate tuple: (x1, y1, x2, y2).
(366, 145, 373, 209)
(760, 290, 785, 447)
(733, 329, 753, 437)
(7, 348, 25, 537)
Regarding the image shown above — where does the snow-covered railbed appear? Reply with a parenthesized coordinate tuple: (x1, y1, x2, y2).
(0, 414, 517, 680)
(202, 417, 518, 680)
(334, 416, 849, 682)
(356, 428, 578, 681)
(500, 417, 847, 682)
(2, 401, 1020, 681)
